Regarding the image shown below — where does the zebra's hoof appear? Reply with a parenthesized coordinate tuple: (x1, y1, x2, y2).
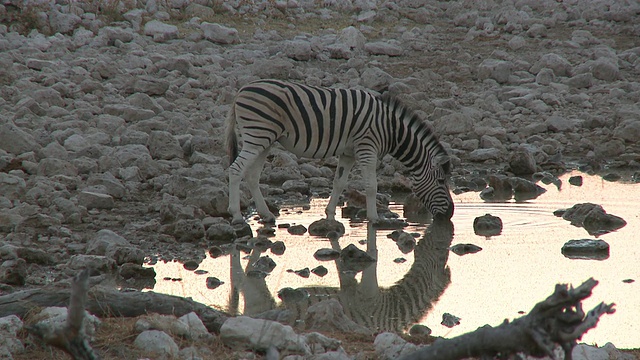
(260, 216, 276, 224)
(231, 218, 247, 226)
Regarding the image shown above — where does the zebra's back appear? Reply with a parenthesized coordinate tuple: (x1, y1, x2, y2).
(234, 79, 381, 159)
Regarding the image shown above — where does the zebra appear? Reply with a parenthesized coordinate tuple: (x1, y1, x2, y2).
(229, 220, 454, 332)
(226, 79, 454, 224)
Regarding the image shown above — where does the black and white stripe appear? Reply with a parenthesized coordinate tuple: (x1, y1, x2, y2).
(226, 79, 454, 223)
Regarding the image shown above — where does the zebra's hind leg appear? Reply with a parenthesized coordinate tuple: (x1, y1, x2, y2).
(244, 146, 276, 223)
(325, 155, 356, 221)
(228, 145, 273, 224)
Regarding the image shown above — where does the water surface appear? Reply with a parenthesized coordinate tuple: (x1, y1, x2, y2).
(149, 170, 639, 348)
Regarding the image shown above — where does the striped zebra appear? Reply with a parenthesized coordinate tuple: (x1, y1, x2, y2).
(226, 79, 454, 224)
(230, 220, 454, 332)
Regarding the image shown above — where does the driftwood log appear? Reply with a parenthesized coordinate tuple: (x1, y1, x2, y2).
(0, 276, 230, 334)
(399, 278, 615, 360)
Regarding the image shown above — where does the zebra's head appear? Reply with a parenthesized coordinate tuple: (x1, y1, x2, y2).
(415, 153, 454, 220)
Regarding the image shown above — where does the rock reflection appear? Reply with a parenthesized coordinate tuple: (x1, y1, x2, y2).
(229, 219, 453, 333)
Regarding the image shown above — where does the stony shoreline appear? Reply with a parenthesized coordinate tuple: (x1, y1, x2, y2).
(1, 0, 639, 358)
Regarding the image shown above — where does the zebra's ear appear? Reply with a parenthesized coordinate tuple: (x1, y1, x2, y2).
(432, 154, 451, 173)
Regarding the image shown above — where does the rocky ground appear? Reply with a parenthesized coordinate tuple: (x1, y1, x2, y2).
(1, 0, 640, 359)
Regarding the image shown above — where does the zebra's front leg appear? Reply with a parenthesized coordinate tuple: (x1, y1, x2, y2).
(325, 155, 356, 221)
(361, 157, 380, 222)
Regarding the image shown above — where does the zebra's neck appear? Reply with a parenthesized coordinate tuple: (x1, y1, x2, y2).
(385, 99, 445, 174)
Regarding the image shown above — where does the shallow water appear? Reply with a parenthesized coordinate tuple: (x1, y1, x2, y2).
(149, 170, 640, 348)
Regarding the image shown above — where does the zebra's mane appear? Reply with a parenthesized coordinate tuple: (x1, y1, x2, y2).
(380, 93, 449, 158)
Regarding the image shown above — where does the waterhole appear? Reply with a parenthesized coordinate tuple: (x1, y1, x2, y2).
(148, 170, 639, 348)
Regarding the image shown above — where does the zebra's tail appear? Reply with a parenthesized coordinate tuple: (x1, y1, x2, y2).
(226, 102, 239, 165)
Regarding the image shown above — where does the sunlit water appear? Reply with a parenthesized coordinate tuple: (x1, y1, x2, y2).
(148, 170, 640, 348)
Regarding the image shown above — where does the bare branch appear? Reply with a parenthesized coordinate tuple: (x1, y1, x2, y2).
(399, 278, 614, 360)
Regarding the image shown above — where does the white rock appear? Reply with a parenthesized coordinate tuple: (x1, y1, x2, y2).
(134, 330, 179, 357)
(0, 122, 41, 155)
(30, 307, 100, 339)
(283, 40, 314, 61)
(37, 158, 78, 177)
(0, 314, 24, 356)
(178, 312, 212, 340)
(147, 131, 183, 160)
(360, 67, 392, 92)
(535, 67, 556, 85)
(201, 22, 239, 44)
(364, 41, 402, 56)
(104, 104, 156, 121)
(49, 9, 81, 34)
(545, 115, 575, 132)
(337, 26, 366, 51)
(87, 229, 130, 255)
(63, 134, 90, 152)
(78, 191, 115, 210)
(530, 53, 573, 77)
(478, 59, 513, 84)
(592, 57, 619, 81)
(374, 332, 418, 360)
(469, 148, 502, 161)
(613, 119, 640, 143)
(220, 316, 310, 355)
(433, 112, 474, 135)
(508, 35, 527, 50)
(0, 173, 26, 201)
(144, 20, 179, 42)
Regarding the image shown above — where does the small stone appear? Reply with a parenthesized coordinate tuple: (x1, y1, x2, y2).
(206, 277, 223, 289)
(309, 219, 345, 237)
(270, 241, 286, 256)
(78, 191, 114, 210)
(144, 20, 179, 42)
(450, 243, 482, 256)
(201, 22, 239, 44)
(473, 214, 503, 237)
(313, 248, 341, 261)
(134, 330, 179, 357)
(569, 176, 583, 186)
(311, 265, 328, 277)
(253, 256, 276, 273)
(287, 224, 307, 235)
(562, 239, 610, 260)
(409, 324, 432, 337)
(183, 260, 199, 271)
(441, 313, 460, 328)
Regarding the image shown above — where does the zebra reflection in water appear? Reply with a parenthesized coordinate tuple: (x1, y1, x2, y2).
(228, 219, 453, 333)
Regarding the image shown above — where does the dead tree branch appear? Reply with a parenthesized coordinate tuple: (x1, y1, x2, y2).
(26, 269, 100, 360)
(0, 276, 229, 334)
(399, 278, 615, 360)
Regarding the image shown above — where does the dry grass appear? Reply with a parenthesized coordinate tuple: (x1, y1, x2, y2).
(14, 316, 638, 360)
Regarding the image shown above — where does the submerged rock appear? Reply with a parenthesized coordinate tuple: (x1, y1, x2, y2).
(561, 239, 610, 260)
(310, 265, 328, 277)
(450, 243, 483, 256)
(314, 248, 341, 261)
(253, 256, 277, 273)
(309, 219, 345, 237)
(206, 277, 223, 289)
(473, 214, 503, 237)
(441, 313, 461, 328)
(556, 203, 626, 235)
(569, 175, 583, 186)
(339, 244, 376, 272)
